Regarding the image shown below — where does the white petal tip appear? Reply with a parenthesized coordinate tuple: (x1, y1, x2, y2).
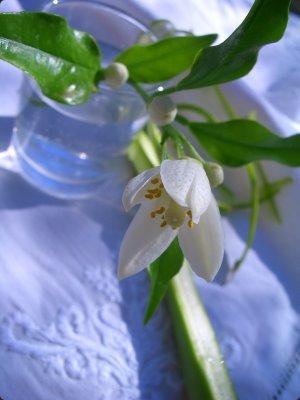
(117, 269, 129, 281)
(117, 263, 133, 280)
(122, 204, 130, 213)
(202, 273, 216, 283)
(194, 269, 218, 282)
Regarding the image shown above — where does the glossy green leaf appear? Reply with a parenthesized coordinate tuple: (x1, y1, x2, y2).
(175, 0, 291, 90)
(0, 12, 101, 104)
(116, 34, 217, 83)
(144, 238, 183, 324)
(189, 119, 300, 167)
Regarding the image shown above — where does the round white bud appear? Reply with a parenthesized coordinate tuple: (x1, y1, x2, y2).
(137, 31, 155, 45)
(150, 19, 175, 39)
(204, 162, 224, 187)
(104, 63, 129, 89)
(148, 96, 177, 126)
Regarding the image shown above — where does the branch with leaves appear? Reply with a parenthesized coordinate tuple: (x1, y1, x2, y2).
(0, 1, 299, 399)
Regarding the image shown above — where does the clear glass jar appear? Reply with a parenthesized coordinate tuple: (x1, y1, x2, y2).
(11, 0, 150, 199)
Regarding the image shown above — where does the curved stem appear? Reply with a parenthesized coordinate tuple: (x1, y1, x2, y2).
(219, 176, 292, 214)
(129, 79, 151, 103)
(255, 161, 282, 223)
(213, 86, 236, 119)
(228, 164, 260, 278)
(177, 102, 216, 122)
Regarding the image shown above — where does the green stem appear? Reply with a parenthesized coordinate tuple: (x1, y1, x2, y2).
(245, 108, 282, 223)
(167, 124, 205, 163)
(169, 264, 237, 400)
(162, 125, 185, 158)
(213, 87, 261, 278)
(228, 164, 260, 277)
(161, 140, 169, 161)
(218, 177, 292, 213)
(255, 162, 282, 223)
(129, 79, 151, 103)
(213, 86, 237, 119)
(177, 102, 216, 122)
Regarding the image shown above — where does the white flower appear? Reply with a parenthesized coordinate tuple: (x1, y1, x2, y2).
(148, 96, 177, 126)
(104, 63, 129, 89)
(118, 158, 224, 282)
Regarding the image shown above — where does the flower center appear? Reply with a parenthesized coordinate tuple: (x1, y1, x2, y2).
(144, 177, 164, 199)
(164, 199, 186, 229)
(145, 176, 194, 229)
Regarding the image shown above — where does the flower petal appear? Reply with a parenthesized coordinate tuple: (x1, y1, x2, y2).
(161, 159, 211, 223)
(122, 166, 160, 211)
(178, 196, 224, 281)
(188, 163, 212, 224)
(118, 200, 177, 279)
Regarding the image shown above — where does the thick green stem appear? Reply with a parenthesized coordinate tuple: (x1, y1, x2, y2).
(169, 264, 237, 400)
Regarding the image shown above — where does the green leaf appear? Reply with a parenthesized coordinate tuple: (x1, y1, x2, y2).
(176, 0, 291, 90)
(189, 119, 300, 167)
(144, 238, 183, 324)
(0, 12, 101, 104)
(116, 34, 217, 83)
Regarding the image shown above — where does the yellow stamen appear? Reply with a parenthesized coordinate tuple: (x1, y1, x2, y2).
(188, 220, 194, 229)
(187, 210, 192, 218)
(159, 183, 164, 189)
(145, 194, 154, 199)
(151, 178, 159, 184)
(156, 207, 165, 214)
(147, 188, 159, 194)
(154, 192, 162, 198)
(150, 211, 156, 218)
(160, 221, 167, 228)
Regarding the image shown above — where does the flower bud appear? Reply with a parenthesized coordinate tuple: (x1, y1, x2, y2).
(148, 96, 177, 126)
(150, 19, 175, 39)
(104, 63, 129, 89)
(137, 31, 155, 45)
(204, 162, 224, 187)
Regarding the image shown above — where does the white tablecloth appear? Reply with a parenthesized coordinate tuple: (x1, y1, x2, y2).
(0, 1, 299, 399)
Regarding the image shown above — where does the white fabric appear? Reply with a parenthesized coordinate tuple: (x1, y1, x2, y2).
(0, 0, 299, 399)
